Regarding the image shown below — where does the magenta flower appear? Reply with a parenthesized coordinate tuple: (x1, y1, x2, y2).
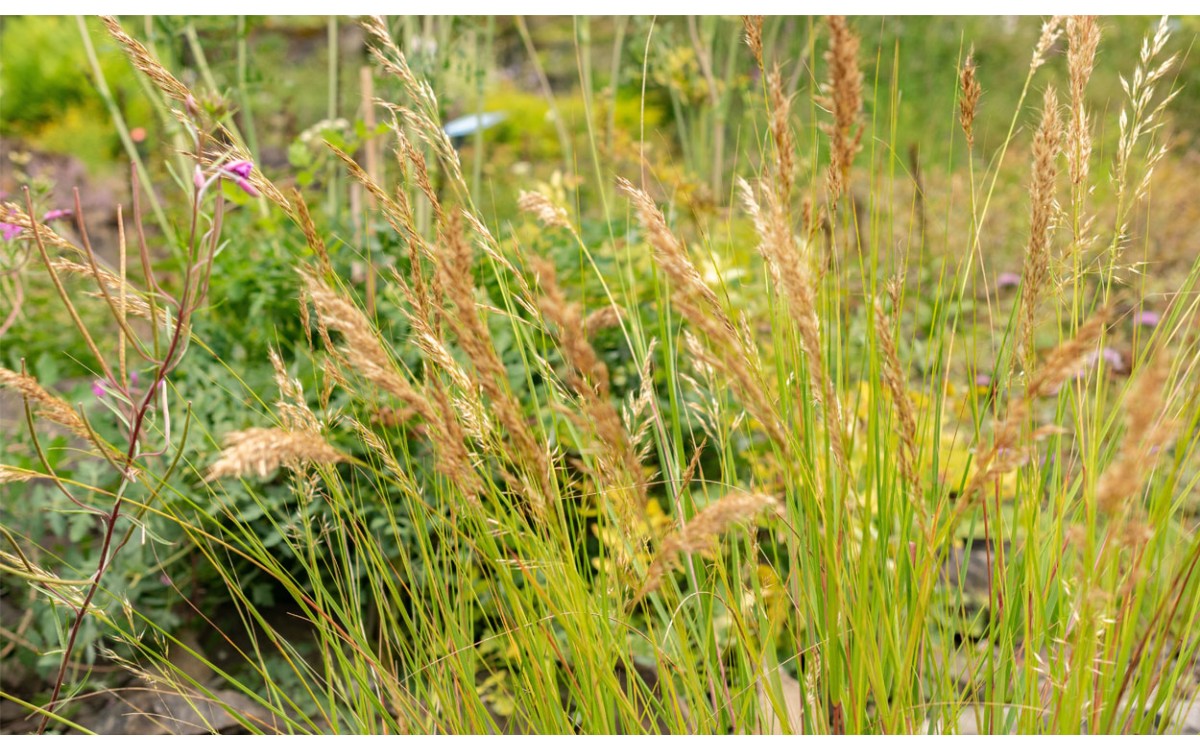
(233, 177, 259, 197)
(974, 373, 993, 389)
(996, 272, 1021, 291)
(92, 380, 107, 398)
(43, 209, 73, 222)
(217, 160, 258, 196)
(224, 160, 254, 179)
(1, 222, 22, 241)
(1137, 310, 1160, 328)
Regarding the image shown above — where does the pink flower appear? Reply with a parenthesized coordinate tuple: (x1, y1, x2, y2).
(92, 380, 107, 398)
(43, 209, 73, 222)
(218, 160, 258, 196)
(0, 222, 22, 241)
(224, 160, 254, 179)
(996, 272, 1021, 291)
(1137, 310, 1160, 328)
(234, 177, 259, 197)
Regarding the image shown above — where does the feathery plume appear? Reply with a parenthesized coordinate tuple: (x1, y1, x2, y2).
(0, 466, 39, 483)
(0, 367, 91, 441)
(874, 298, 919, 492)
(206, 427, 344, 481)
(1097, 352, 1177, 513)
(959, 51, 982, 151)
(1019, 86, 1062, 362)
(518, 191, 572, 231)
(743, 16, 764, 70)
(621, 179, 788, 451)
(767, 67, 796, 205)
(739, 177, 846, 467)
(301, 269, 433, 422)
(1031, 16, 1066, 73)
(819, 16, 864, 199)
(639, 492, 777, 597)
(956, 310, 1109, 511)
(1066, 17, 1100, 187)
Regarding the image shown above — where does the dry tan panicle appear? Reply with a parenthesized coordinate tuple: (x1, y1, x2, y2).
(0, 466, 39, 483)
(344, 416, 407, 482)
(1031, 16, 1066, 72)
(955, 310, 1109, 512)
(533, 256, 645, 530)
(100, 16, 191, 103)
(1019, 86, 1063, 362)
(302, 269, 434, 422)
(583, 304, 622, 334)
(819, 16, 864, 200)
(743, 16, 764, 70)
(532, 257, 609, 399)
(640, 492, 777, 597)
(617, 179, 736, 339)
(426, 380, 483, 501)
(433, 217, 551, 510)
(0, 367, 91, 441)
(1115, 16, 1178, 222)
(327, 143, 414, 242)
(767, 67, 796, 205)
(959, 51, 982, 151)
(874, 299, 919, 492)
(270, 349, 320, 434)
(1023, 309, 1108, 400)
(619, 181, 790, 452)
(624, 340, 659, 466)
(1097, 352, 1177, 513)
(206, 427, 344, 481)
(0, 204, 77, 253)
(1066, 17, 1100, 188)
(50, 259, 166, 325)
(739, 177, 845, 467)
(290, 188, 332, 275)
(518, 191, 572, 231)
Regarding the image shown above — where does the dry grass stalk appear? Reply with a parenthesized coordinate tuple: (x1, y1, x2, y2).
(1115, 17, 1178, 219)
(1096, 352, 1177, 513)
(639, 492, 777, 597)
(743, 16, 765, 71)
(290, 189, 332, 276)
(269, 349, 321, 434)
(959, 51, 982, 151)
(302, 269, 434, 423)
(617, 179, 737, 339)
(1019, 86, 1063, 362)
(874, 299, 919, 493)
(100, 16, 191, 103)
(583, 304, 622, 334)
(621, 178, 790, 450)
(50, 259, 166, 325)
(518, 191, 572, 231)
(433, 217, 551, 511)
(1031, 16, 1066, 73)
(0, 367, 91, 441)
(819, 16, 864, 200)
(956, 310, 1109, 512)
(533, 256, 646, 533)
(206, 427, 344, 481)
(1066, 17, 1100, 188)
(739, 178, 846, 468)
(767, 67, 796, 205)
(0, 466, 39, 483)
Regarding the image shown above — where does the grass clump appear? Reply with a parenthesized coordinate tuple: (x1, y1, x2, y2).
(1, 14, 1198, 735)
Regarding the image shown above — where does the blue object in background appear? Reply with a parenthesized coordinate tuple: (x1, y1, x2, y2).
(443, 111, 507, 142)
